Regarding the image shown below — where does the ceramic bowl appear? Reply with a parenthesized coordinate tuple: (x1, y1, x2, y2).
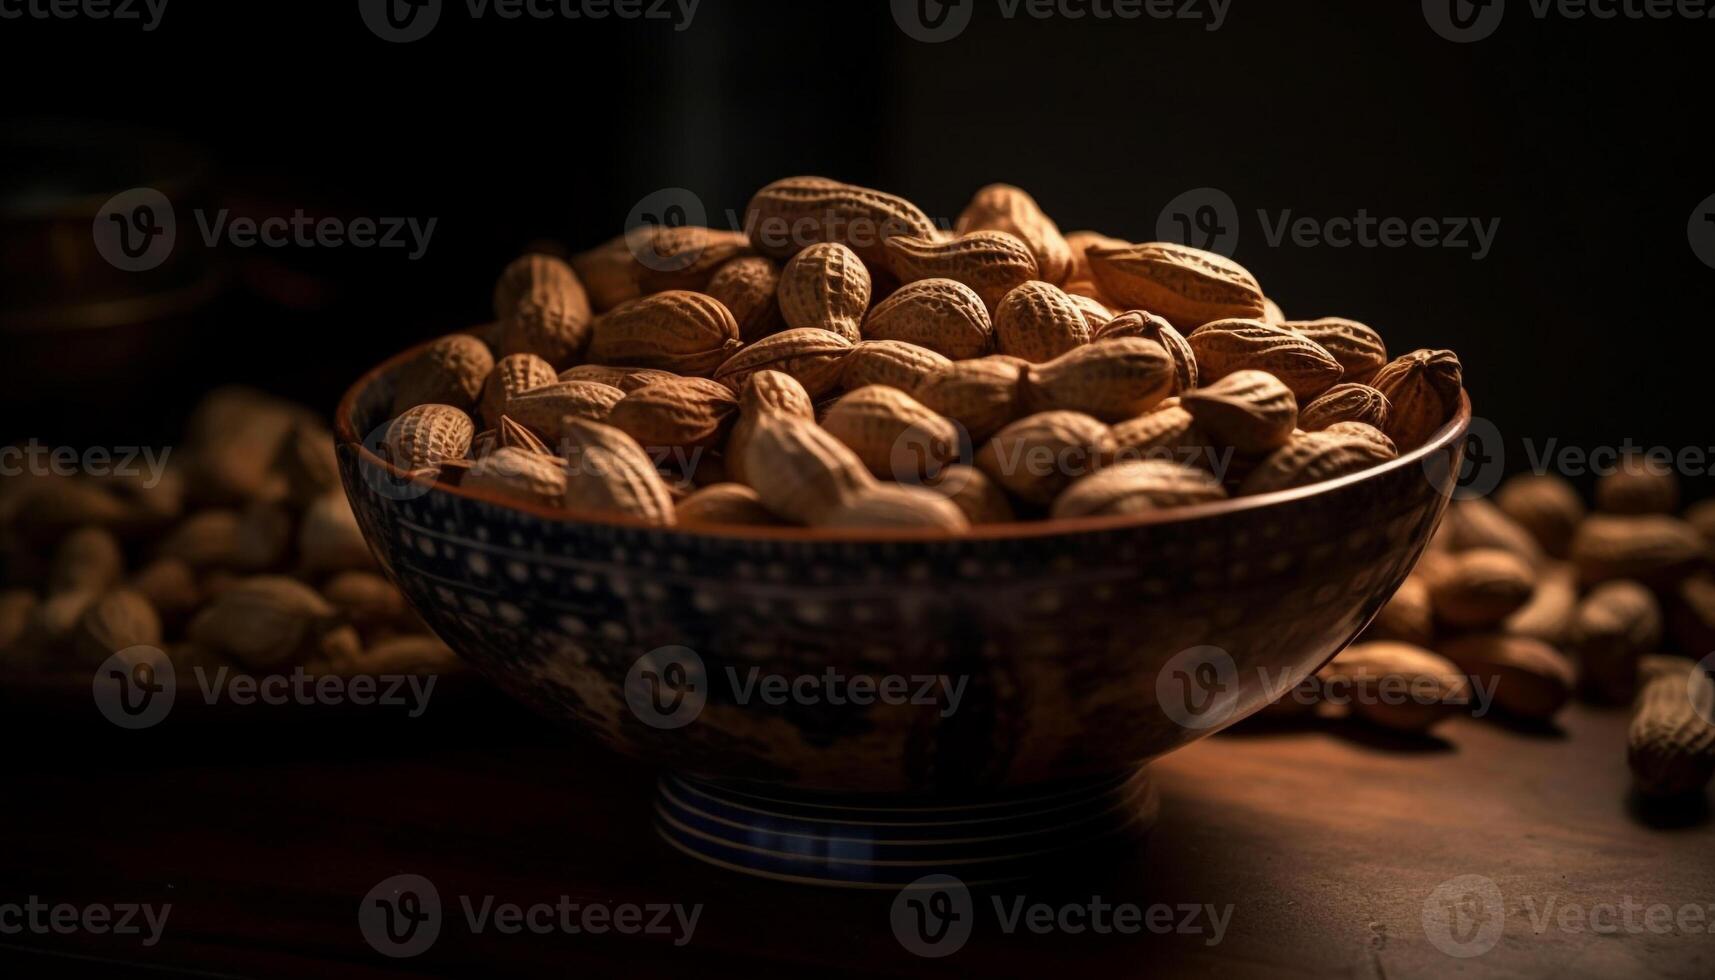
(337, 341, 1470, 884)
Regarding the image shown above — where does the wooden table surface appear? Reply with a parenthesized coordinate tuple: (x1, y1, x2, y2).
(3, 689, 1710, 979)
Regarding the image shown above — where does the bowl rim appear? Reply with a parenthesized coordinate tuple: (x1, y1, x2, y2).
(336, 337, 1472, 544)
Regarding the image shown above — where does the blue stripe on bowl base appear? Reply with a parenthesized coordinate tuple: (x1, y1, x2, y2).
(654, 770, 1157, 888)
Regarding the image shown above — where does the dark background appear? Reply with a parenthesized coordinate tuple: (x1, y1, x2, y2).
(3, 0, 1712, 496)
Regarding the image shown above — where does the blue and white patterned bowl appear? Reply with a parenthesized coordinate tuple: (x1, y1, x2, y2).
(337, 342, 1469, 884)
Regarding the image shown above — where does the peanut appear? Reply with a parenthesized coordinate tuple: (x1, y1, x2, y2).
(921, 464, 1016, 525)
(1299, 383, 1391, 433)
(778, 242, 871, 342)
(383, 404, 475, 472)
(1571, 514, 1705, 587)
(1238, 429, 1398, 496)
(462, 446, 570, 508)
(586, 290, 743, 376)
(976, 411, 1114, 505)
(739, 412, 874, 524)
(1365, 575, 1435, 648)
(1317, 642, 1469, 732)
(863, 278, 994, 360)
(1503, 561, 1579, 646)
(705, 256, 785, 342)
(1021, 338, 1175, 421)
(1284, 318, 1388, 383)
(1181, 370, 1298, 455)
(1570, 580, 1662, 704)
(493, 253, 593, 365)
(909, 355, 1026, 445)
(631, 226, 750, 296)
(1628, 656, 1715, 798)
(840, 340, 953, 393)
(992, 280, 1092, 363)
(1085, 242, 1266, 330)
(816, 483, 971, 531)
(1595, 452, 1680, 515)
(883, 231, 1039, 312)
(675, 483, 783, 527)
(956, 184, 1073, 285)
(744, 176, 937, 271)
(712, 327, 854, 398)
(606, 377, 740, 451)
(480, 353, 557, 427)
(726, 370, 815, 486)
(557, 364, 680, 392)
(392, 333, 495, 415)
(1429, 548, 1538, 628)
(1495, 473, 1585, 559)
(1093, 311, 1197, 392)
(1369, 348, 1463, 451)
(504, 381, 627, 444)
(1051, 460, 1226, 519)
(559, 418, 677, 526)
(472, 416, 553, 458)
(1439, 633, 1575, 721)
(821, 385, 960, 480)
(1187, 319, 1342, 401)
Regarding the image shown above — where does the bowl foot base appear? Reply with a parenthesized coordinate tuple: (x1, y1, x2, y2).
(654, 768, 1157, 888)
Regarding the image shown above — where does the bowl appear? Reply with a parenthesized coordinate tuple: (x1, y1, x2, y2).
(337, 340, 1471, 885)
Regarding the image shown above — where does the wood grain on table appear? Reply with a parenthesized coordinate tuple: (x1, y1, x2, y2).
(1, 693, 1709, 979)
